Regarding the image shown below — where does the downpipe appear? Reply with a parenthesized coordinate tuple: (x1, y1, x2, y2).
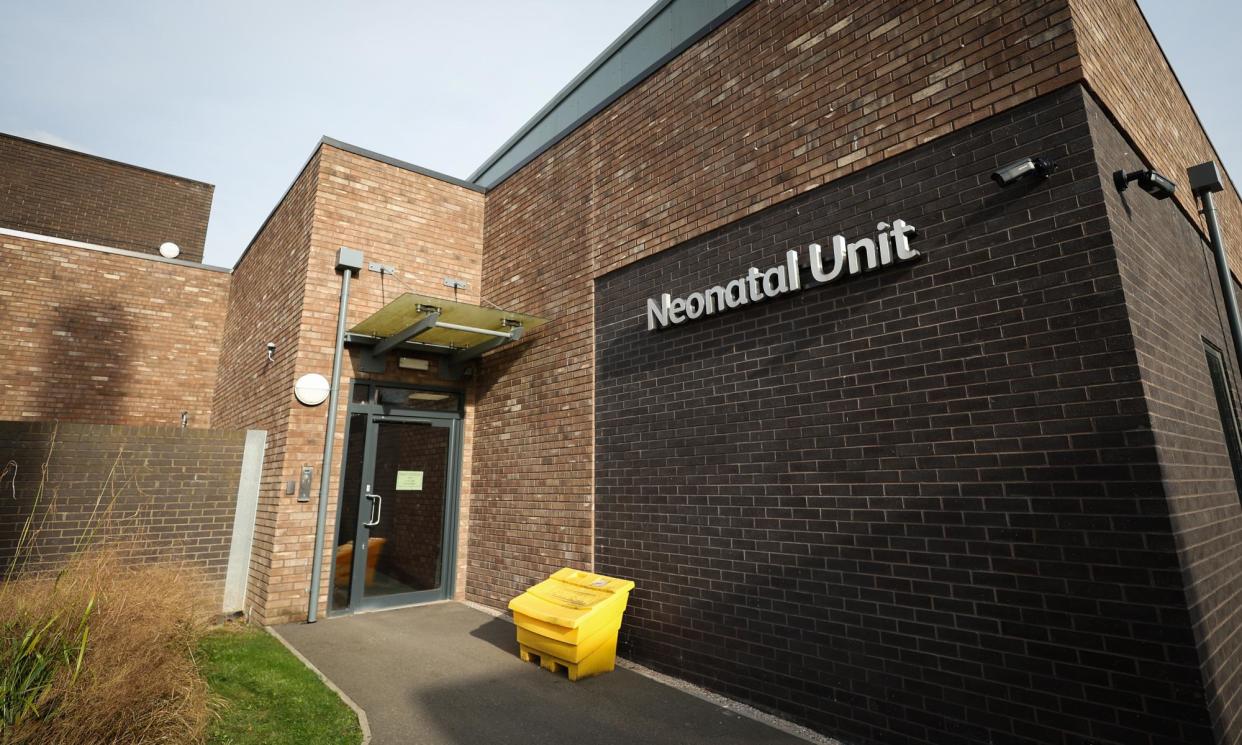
(1190, 162, 1242, 374)
(308, 248, 363, 623)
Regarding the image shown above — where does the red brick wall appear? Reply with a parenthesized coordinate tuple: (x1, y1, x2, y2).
(0, 133, 213, 262)
(0, 421, 248, 609)
(292, 144, 483, 623)
(0, 233, 229, 426)
(211, 153, 320, 622)
(471, 0, 1080, 609)
(214, 142, 484, 623)
(1072, 0, 1242, 275)
(1089, 92, 1242, 745)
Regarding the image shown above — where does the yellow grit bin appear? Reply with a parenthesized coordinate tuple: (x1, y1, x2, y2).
(508, 568, 635, 681)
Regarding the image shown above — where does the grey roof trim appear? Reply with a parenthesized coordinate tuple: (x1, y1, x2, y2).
(0, 131, 215, 189)
(469, 0, 755, 189)
(0, 226, 230, 273)
(320, 137, 486, 193)
(468, 0, 681, 182)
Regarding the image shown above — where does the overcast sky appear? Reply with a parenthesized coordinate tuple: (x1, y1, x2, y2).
(1, 1, 1238, 267)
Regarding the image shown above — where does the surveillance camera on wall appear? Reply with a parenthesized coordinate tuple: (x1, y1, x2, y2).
(266, 342, 276, 362)
(1114, 169, 1175, 200)
(991, 157, 1058, 187)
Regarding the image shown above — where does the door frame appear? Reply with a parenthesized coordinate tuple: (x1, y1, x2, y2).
(327, 381, 464, 615)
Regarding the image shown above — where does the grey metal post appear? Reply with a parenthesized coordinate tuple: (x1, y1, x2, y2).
(308, 247, 364, 623)
(1190, 162, 1242, 374)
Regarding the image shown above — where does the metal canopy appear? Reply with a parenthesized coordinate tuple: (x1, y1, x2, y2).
(347, 292, 548, 376)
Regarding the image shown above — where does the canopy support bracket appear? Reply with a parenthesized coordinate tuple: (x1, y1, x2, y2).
(360, 311, 441, 372)
(438, 325, 524, 380)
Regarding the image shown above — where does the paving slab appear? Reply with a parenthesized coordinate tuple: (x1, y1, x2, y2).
(275, 601, 812, 745)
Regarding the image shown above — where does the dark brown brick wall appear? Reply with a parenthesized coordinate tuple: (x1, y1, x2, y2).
(0, 421, 247, 606)
(1087, 92, 1242, 745)
(594, 85, 1213, 745)
(0, 133, 213, 262)
(473, 0, 1080, 612)
(0, 233, 231, 427)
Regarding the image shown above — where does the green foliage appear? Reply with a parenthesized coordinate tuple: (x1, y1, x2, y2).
(0, 599, 93, 732)
(198, 628, 362, 745)
(0, 444, 97, 738)
(0, 431, 210, 744)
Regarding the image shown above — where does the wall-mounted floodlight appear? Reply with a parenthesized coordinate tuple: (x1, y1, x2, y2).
(992, 156, 1057, 187)
(1114, 169, 1176, 200)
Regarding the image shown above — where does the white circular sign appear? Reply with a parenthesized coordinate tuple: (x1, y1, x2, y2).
(294, 373, 331, 406)
(158, 242, 181, 259)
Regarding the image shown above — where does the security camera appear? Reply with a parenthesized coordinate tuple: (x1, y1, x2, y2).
(991, 156, 1058, 187)
(265, 342, 276, 362)
(1114, 169, 1175, 200)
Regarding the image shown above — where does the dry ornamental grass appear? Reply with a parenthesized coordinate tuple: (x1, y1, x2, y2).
(1, 439, 217, 744)
(1, 554, 216, 744)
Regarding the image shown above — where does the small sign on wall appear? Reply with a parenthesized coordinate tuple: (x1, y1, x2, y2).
(395, 470, 424, 491)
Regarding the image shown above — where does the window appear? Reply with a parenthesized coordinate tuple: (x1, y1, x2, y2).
(1204, 342, 1242, 499)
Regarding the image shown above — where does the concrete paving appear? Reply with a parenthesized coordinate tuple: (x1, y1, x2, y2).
(275, 601, 811, 745)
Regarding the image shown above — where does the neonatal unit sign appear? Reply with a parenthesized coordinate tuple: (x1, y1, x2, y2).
(645, 219, 919, 331)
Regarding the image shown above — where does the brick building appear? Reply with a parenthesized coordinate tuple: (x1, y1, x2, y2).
(4, 1, 1242, 743)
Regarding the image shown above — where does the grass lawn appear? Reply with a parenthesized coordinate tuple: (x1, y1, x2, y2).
(198, 627, 363, 745)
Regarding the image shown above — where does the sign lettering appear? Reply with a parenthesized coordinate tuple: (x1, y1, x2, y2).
(646, 219, 918, 331)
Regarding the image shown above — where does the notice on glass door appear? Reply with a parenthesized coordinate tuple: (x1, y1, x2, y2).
(395, 470, 424, 491)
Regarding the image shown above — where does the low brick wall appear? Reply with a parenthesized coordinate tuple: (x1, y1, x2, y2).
(0, 421, 250, 606)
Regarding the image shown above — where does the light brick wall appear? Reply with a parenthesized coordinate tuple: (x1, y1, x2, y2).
(215, 142, 485, 623)
(290, 143, 484, 623)
(211, 154, 320, 622)
(0, 234, 229, 426)
(471, 0, 1081, 609)
(0, 133, 214, 262)
(1072, 0, 1242, 273)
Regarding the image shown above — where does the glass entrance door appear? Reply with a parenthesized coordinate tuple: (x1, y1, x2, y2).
(360, 417, 452, 602)
(331, 401, 461, 612)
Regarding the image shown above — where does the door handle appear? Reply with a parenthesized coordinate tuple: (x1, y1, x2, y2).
(365, 492, 382, 527)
